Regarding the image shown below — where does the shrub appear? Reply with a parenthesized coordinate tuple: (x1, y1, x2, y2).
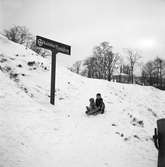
(4, 25, 32, 44)
(27, 61, 35, 66)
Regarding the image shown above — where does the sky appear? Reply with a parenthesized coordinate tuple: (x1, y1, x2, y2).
(0, 0, 165, 66)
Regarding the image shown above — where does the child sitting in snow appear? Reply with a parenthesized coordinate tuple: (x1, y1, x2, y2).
(95, 93, 105, 114)
(86, 98, 98, 115)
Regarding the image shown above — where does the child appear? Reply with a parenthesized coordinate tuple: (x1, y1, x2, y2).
(86, 98, 98, 115)
(95, 93, 105, 114)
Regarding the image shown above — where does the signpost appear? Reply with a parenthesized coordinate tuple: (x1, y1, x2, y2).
(36, 36, 71, 105)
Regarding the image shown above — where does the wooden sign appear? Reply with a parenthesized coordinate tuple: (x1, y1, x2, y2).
(36, 36, 71, 55)
(36, 35, 71, 105)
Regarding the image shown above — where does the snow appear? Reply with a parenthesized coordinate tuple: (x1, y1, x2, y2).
(0, 34, 165, 167)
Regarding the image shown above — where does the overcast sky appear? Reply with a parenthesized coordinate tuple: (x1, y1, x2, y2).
(0, 0, 165, 66)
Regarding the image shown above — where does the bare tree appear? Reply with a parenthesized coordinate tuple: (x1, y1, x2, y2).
(3, 25, 50, 57)
(72, 41, 120, 81)
(153, 57, 165, 88)
(125, 49, 141, 83)
(118, 56, 131, 83)
(4, 25, 32, 44)
(83, 56, 97, 78)
(92, 42, 119, 81)
(142, 61, 155, 85)
(70, 61, 82, 74)
(142, 57, 165, 88)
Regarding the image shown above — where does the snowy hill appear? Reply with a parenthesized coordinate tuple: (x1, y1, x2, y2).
(0, 34, 165, 167)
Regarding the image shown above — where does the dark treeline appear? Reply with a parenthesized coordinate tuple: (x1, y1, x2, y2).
(70, 42, 165, 90)
(70, 42, 141, 83)
(142, 57, 165, 89)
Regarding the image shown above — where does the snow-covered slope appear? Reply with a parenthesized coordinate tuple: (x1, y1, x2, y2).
(0, 34, 165, 167)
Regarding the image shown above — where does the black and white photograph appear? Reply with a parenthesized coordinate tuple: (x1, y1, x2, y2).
(0, 0, 165, 166)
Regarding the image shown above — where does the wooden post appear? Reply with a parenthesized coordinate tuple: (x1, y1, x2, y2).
(36, 36, 71, 105)
(50, 50, 57, 105)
